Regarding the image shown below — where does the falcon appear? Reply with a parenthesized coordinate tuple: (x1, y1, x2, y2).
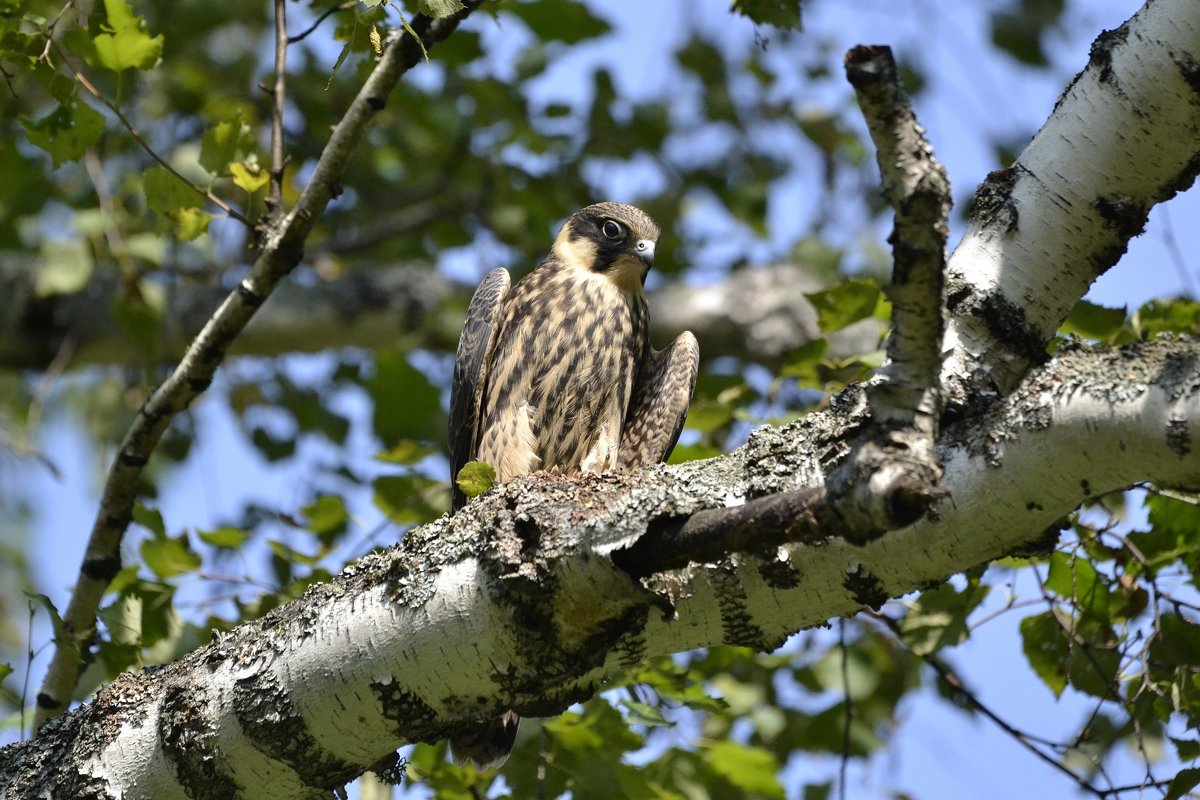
(446, 201, 700, 766)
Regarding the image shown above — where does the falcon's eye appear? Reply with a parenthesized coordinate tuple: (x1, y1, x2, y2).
(601, 220, 623, 239)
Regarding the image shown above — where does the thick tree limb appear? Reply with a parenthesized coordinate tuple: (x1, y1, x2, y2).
(2, 339, 1197, 798)
(31, 3, 486, 731)
(940, 0, 1200, 409)
(0, 262, 868, 370)
(827, 45, 951, 542)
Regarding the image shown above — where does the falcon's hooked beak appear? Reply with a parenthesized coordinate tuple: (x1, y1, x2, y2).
(629, 238, 656, 268)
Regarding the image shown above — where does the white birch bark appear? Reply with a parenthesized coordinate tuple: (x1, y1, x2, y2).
(2, 340, 1197, 798)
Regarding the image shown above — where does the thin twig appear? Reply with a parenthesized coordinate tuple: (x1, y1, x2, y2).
(1149, 486, 1200, 507)
(20, 601, 35, 739)
(37, 0, 78, 65)
(1158, 205, 1199, 298)
(32, 1, 487, 732)
(289, 1, 356, 44)
(83, 149, 137, 278)
(1, 64, 17, 98)
(28, 333, 77, 423)
(268, 0, 288, 218)
(838, 619, 852, 800)
(56, 49, 253, 228)
(872, 612, 1108, 799)
(967, 597, 1043, 632)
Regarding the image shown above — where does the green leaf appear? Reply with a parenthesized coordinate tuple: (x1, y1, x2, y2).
(143, 165, 209, 239)
(111, 280, 166, 353)
(1172, 737, 1200, 761)
(1133, 298, 1200, 337)
(93, 0, 163, 71)
(0, 663, 12, 684)
(682, 397, 735, 434)
(1061, 299, 1126, 341)
(506, 0, 612, 44)
(396, 13, 428, 65)
(543, 701, 642, 754)
(620, 699, 671, 727)
(267, 540, 320, 567)
(197, 526, 249, 549)
(1150, 614, 1200, 669)
(144, 166, 200, 212)
(804, 784, 833, 800)
(1166, 768, 1200, 800)
(132, 501, 166, 537)
(36, 239, 93, 297)
(417, 0, 464, 17)
(173, 207, 211, 240)
(199, 118, 257, 176)
(780, 338, 829, 387)
(1127, 494, 1200, 576)
(102, 580, 181, 648)
(140, 531, 200, 579)
(455, 461, 496, 499)
(25, 592, 67, 644)
(375, 439, 436, 465)
(229, 161, 269, 193)
(131, 581, 179, 647)
(626, 657, 728, 713)
(900, 579, 990, 656)
(23, 100, 106, 166)
(705, 741, 785, 799)
(367, 351, 442, 444)
(302, 495, 349, 540)
(1045, 551, 1110, 621)
(731, 0, 803, 29)
(989, 0, 1065, 69)
(806, 278, 882, 334)
(251, 426, 296, 461)
(665, 443, 722, 464)
(1022, 607, 1119, 699)
(1020, 611, 1067, 697)
(373, 474, 443, 524)
(327, 40, 354, 86)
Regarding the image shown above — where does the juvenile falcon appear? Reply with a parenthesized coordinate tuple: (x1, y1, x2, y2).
(446, 201, 700, 766)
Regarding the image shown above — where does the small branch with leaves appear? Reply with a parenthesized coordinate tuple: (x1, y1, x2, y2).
(63, 59, 253, 228)
(32, 0, 488, 732)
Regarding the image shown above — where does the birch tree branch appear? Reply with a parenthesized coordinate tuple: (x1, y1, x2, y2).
(0, 262, 863, 370)
(2, 339, 1197, 798)
(31, 2, 487, 731)
(827, 45, 951, 541)
(940, 0, 1200, 410)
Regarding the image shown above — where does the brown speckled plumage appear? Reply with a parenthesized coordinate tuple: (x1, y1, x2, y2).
(446, 202, 699, 766)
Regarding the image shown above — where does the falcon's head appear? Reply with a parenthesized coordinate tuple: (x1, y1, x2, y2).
(552, 202, 661, 292)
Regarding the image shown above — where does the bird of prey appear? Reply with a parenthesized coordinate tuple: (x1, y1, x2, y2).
(446, 201, 700, 766)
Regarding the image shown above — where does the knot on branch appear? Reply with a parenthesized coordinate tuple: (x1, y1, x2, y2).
(825, 433, 946, 545)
